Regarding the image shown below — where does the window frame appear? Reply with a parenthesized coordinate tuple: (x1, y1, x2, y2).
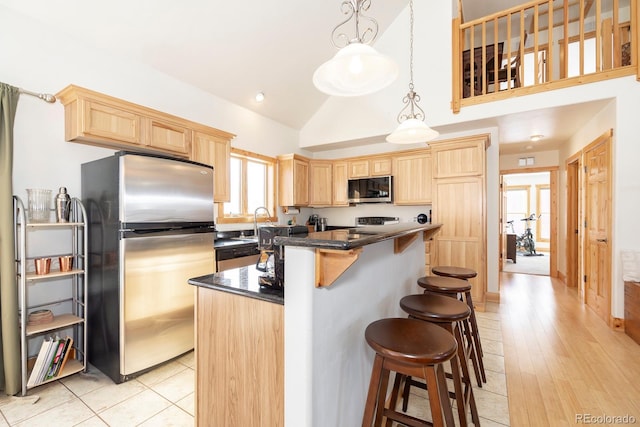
(216, 148, 277, 225)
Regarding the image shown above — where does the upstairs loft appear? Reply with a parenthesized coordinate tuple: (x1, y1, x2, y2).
(452, 0, 638, 113)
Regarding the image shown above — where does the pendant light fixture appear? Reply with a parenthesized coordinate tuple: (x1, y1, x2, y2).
(386, 0, 438, 144)
(313, 0, 398, 97)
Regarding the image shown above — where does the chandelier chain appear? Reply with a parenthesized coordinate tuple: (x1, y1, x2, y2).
(409, 0, 414, 91)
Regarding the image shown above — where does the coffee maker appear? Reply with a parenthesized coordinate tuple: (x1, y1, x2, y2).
(256, 225, 308, 288)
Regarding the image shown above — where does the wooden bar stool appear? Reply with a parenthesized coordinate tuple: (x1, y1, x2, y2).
(431, 266, 485, 361)
(399, 293, 481, 427)
(362, 318, 457, 427)
(418, 275, 486, 385)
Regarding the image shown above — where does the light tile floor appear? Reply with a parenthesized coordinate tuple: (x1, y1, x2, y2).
(0, 307, 508, 426)
(393, 305, 510, 426)
(0, 352, 195, 427)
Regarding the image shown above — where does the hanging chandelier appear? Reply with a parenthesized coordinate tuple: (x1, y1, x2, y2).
(313, 0, 398, 97)
(386, 0, 438, 144)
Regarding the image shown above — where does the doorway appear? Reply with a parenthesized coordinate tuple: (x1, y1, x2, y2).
(499, 167, 558, 277)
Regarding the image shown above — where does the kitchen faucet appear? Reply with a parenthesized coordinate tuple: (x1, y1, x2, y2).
(254, 206, 272, 237)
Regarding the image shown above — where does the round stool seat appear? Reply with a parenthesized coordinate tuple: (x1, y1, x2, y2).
(365, 318, 457, 365)
(432, 265, 477, 280)
(400, 293, 471, 323)
(418, 275, 471, 294)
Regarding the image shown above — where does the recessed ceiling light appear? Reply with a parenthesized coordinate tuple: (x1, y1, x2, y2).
(530, 134, 544, 142)
(255, 92, 265, 103)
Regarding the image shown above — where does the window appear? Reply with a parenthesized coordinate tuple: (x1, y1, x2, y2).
(506, 186, 530, 235)
(217, 149, 276, 224)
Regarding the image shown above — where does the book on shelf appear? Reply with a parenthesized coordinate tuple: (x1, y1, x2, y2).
(44, 338, 67, 381)
(27, 337, 54, 387)
(53, 337, 73, 377)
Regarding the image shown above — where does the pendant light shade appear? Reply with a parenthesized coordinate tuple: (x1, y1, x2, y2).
(386, 0, 438, 144)
(313, 0, 398, 97)
(386, 118, 439, 144)
(313, 42, 398, 97)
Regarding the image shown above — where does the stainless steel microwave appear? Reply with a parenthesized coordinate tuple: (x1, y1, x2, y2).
(347, 176, 393, 203)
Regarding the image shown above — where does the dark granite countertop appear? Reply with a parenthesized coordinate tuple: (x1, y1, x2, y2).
(273, 223, 442, 250)
(188, 266, 284, 305)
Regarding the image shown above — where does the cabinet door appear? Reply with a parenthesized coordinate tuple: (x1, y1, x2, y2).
(432, 176, 485, 304)
(432, 139, 485, 178)
(332, 161, 349, 206)
(370, 157, 392, 176)
(348, 159, 369, 178)
(392, 153, 432, 205)
(309, 161, 332, 207)
(192, 132, 231, 203)
(278, 156, 309, 207)
(146, 117, 191, 155)
(80, 99, 142, 144)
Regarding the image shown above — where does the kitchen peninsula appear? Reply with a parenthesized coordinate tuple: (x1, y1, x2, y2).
(189, 223, 441, 426)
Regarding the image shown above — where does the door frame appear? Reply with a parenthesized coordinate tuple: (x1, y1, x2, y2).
(565, 152, 581, 289)
(499, 166, 559, 278)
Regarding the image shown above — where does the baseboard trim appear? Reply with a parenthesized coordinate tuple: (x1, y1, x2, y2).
(611, 316, 625, 331)
(485, 292, 500, 304)
(557, 271, 566, 284)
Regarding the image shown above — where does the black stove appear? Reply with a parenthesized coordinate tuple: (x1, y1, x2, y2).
(355, 216, 400, 226)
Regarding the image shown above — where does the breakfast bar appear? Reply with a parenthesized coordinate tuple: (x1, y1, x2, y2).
(189, 223, 441, 426)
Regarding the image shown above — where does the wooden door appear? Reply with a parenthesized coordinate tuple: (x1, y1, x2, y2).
(584, 131, 612, 324)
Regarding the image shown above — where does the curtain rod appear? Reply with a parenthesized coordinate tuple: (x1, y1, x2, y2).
(18, 88, 56, 103)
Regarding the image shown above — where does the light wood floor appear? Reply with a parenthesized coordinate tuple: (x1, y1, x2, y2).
(498, 272, 640, 426)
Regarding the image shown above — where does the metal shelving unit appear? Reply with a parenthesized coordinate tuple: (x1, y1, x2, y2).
(13, 196, 88, 396)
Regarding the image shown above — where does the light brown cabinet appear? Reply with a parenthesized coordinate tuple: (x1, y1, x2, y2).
(430, 136, 487, 308)
(392, 151, 432, 205)
(332, 161, 349, 206)
(309, 160, 333, 207)
(146, 117, 191, 155)
(348, 157, 392, 178)
(191, 131, 231, 202)
(196, 287, 283, 426)
(278, 154, 309, 207)
(56, 85, 234, 159)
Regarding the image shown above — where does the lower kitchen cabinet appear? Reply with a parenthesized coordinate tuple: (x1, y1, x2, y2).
(195, 287, 283, 426)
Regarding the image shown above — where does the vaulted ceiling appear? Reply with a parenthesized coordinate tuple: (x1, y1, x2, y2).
(1, 0, 608, 154)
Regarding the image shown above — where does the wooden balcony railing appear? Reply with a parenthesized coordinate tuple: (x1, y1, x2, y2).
(452, 0, 639, 113)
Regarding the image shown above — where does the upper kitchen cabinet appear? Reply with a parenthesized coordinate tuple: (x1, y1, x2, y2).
(308, 160, 333, 207)
(332, 161, 349, 206)
(392, 151, 432, 205)
(146, 117, 191, 155)
(56, 85, 234, 159)
(278, 154, 309, 207)
(191, 131, 232, 203)
(347, 156, 392, 178)
(432, 137, 485, 178)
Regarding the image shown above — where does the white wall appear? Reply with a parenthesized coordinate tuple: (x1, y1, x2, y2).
(0, 5, 308, 232)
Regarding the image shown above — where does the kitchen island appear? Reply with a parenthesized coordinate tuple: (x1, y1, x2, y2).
(189, 223, 441, 426)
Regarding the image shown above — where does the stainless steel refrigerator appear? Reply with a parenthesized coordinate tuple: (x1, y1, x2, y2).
(82, 151, 216, 383)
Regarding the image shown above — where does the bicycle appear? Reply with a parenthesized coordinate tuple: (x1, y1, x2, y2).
(515, 213, 541, 256)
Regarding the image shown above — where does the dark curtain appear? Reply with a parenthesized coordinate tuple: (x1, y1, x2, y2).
(0, 82, 21, 395)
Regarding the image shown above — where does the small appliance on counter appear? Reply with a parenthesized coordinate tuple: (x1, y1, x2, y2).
(256, 224, 308, 289)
